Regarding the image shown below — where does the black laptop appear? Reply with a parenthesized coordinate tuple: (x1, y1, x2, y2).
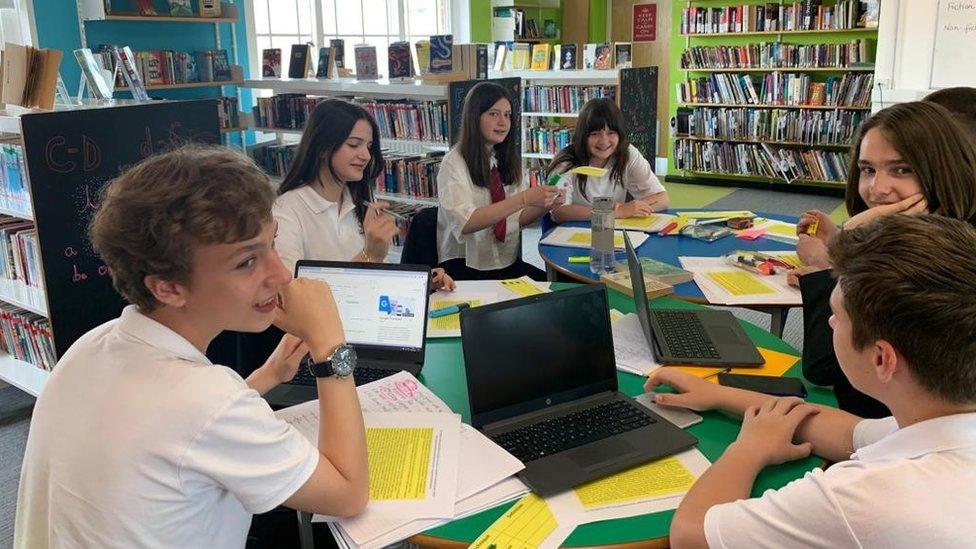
(460, 284, 698, 496)
(264, 260, 432, 407)
(623, 232, 764, 367)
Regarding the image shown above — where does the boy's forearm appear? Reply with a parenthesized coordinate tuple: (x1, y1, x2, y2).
(317, 378, 369, 493)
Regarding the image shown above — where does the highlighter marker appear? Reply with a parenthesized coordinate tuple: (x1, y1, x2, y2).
(568, 255, 590, 264)
(546, 173, 563, 186)
(428, 302, 471, 318)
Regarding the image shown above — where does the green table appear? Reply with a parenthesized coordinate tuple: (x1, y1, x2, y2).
(413, 284, 836, 547)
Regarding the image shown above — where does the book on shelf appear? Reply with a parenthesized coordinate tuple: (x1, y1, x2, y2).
(0, 143, 30, 218)
(388, 41, 414, 81)
(525, 121, 572, 155)
(530, 43, 551, 71)
(859, 0, 879, 28)
(330, 39, 346, 69)
(522, 84, 617, 113)
(354, 44, 379, 81)
(250, 142, 298, 177)
(674, 139, 850, 183)
(74, 48, 113, 100)
(544, 19, 557, 38)
(199, 0, 221, 17)
(415, 40, 431, 75)
(135, 0, 156, 15)
(212, 50, 232, 81)
(377, 151, 443, 199)
(680, 39, 876, 70)
(492, 43, 507, 71)
(1, 43, 63, 110)
(455, 43, 488, 80)
(560, 43, 578, 70)
(216, 96, 240, 129)
(614, 42, 633, 69)
(288, 43, 312, 79)
(194, 50, 214, 82)
(429, 35, 454, 73)
(167, 0, 192, 16)
(0, 304, 56, 372)
(112, 46, 149, 100)
(680, 0, 867, 34)
(681, 106, 865, 145)
(593, 44, 612, 70)
(510, 43, 531, 70)
(551, 45, 561, 71)
(315, 47, 330, 78)
(357, 98, 450, 143)
(582, 43, 597, 69)
(262, 48, 281, 78)
(677, 72, 874, 108)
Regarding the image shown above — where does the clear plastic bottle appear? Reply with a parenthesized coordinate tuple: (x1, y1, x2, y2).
(590, 196, 615, 274)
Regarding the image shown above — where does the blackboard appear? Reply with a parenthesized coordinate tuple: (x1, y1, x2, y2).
(448, 77, 522, 154)
(20, 100, 220, 357)
(619, 66, 658, 162)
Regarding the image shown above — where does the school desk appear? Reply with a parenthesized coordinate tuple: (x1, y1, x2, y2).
(537, 211, 799, 337)
(405, 285, 836, 548)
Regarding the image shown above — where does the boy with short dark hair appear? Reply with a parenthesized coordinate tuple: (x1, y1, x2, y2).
(15, 145, 369, 547)
(650, 215, 976, 548)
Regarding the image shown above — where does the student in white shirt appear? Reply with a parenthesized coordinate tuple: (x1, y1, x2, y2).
(273, 98, 453, 289)
(437, 82, 565, 280)
(548, 98, 669, 222)
(15, 146, 369, 548)
(645, 214, 976, 549)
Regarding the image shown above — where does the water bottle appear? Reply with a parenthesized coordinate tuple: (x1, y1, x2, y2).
(590, 196, 615, 274)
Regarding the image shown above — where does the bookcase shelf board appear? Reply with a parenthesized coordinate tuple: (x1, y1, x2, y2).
(680, 28, 880, 37)
(0, 353, 49, 397)
(680, 67, 874, 72)
(240, 78, 448, 99)
(100, 13, 239, 23)
(676, 135, 852, 148)
(678, 102, 870, 110)
(118, 79, 243, 91)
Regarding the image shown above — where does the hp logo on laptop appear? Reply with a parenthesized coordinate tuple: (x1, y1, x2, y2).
(546, 398, 552, 405)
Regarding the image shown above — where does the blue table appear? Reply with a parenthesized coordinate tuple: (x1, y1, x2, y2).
(538, 210, 800, 336)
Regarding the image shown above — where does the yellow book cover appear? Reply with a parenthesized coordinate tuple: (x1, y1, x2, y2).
(530, 44, 551, 70)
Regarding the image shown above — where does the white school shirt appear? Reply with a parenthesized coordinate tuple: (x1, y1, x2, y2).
(274, 184, 367, 273)
(437, 147, 527, 271)
(14, 306, 319, 549)
(556, 144, 665, 206)
(704, 413, 976, 548)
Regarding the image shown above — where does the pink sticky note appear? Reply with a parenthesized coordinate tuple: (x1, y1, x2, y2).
(738, 228, 766, 241)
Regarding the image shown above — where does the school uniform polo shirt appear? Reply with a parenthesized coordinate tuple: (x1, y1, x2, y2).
(703, 413, 976, 548)
(556, 144, 665, 206)
(437, 147, 527, 271)
(274, 184, 367, 273)
(15, 306, 319, 548)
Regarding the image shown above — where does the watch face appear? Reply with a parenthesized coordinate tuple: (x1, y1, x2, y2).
(332, 344, 357, 377)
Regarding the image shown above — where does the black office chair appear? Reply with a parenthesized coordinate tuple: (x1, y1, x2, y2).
(400, 206, 439, 267)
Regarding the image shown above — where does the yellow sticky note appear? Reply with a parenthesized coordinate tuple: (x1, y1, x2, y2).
(569, 165, 608, 177)
(677, 210, 755, 219)
(616, 214, 667, 231)
(762, 221, 798, 238)
(500, 278, 543, 297)
(670, 347, 800, 380)
(470, 493, 558, 549)
(429, 299, 482, 332)
(568, 231, 627, 247)
(366, 427, 433, 500)
(574, 456, 696, 508)
(774, 253, 804, 268)
(707, 271, 777, 296)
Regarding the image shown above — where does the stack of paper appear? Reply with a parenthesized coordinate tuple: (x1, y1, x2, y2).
(539, 226, 650, 249)
(427, 277, 551, 338)
(679, 254, 802, 306)
(615, 213, 676, 233)
(277, 372, 528, 549)
(750, 218, 800, 244)
(610, 310, 660, 376)
(471, 448, 712, 548)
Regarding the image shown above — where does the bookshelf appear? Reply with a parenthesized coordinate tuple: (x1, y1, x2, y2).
(241, 78, 450, 208)
(491, 0, 562, 43)
(0, 100, 221, 397)
(668, 0, 880, 192)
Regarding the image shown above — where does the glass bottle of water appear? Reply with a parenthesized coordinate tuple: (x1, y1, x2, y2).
(590, 197, 615, 275)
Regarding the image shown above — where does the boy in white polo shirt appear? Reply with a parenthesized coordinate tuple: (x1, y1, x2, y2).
(646, 214, 976, 549)
(15, 145, 369, 548)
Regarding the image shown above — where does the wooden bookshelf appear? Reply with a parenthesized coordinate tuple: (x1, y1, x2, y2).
(102, 13, 239, 23)
(118, 79, 242, 91)
(678, 103, 871, 110)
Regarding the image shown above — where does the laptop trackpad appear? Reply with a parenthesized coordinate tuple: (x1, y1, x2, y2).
(569, 438, 638, 470)
(709, 325, 744, 345)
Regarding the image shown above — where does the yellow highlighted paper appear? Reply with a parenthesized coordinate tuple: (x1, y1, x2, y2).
(500, 278, 543, 297)
(574, 456, 696, 508)
(616, 214, 669, 232)
(762, 221, 799, 238)
(429, 299, 483, 333)
(676, 210, 755, 219)
(774, 253, 804, 268)
(366, 427, 433, 500)
(707, 271, 776, 296)
(567, 232, 626, 247)
(671, 346, 799, 381)
(470, 493, 558, 549)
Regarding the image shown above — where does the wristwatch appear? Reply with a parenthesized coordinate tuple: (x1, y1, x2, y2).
(304, 344, 357, 379)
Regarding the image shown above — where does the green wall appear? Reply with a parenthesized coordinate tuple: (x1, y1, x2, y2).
(470, 0, 606, 43)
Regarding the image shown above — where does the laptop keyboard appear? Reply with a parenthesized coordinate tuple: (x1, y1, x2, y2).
(289, 366, 398, 387)
(653, 310, 721, 360)
(489, 400, 656, 464)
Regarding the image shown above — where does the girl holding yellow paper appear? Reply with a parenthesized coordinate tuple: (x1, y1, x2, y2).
(547, 98, 669, 223)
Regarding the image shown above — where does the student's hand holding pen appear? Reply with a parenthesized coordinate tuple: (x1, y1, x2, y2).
(520, 185, 563, 209)
(362, 201, 397, 261)
(796, 210, 837, 243)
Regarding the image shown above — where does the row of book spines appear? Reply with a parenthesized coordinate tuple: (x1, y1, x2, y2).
(250, 144, 296, 178)
(673, 140, 850, 182)
(680, 106, 866, 132)
(0, 217, 40, 289)
(216, 97, 240, 129)
(95, 47, 232, 86)
(522, 86, 616, 113)
(0, 143, 29, 216)
(0, 304, 55, 371)
(680, 40, 874, 69)
(525, 127, 572, 155)
(677, 73, 873, 107)
(680, 0, 866, 34)
(377, 156, 442, 198)
(357, 101, 450, 144)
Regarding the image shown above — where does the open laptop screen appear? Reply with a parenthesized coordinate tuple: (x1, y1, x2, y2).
(295, 263, 429, 352)
(461, 285, 617, 428)
(624, 232, 658, 352)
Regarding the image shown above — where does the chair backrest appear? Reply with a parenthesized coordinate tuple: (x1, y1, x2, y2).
(401, 207, 439, 266)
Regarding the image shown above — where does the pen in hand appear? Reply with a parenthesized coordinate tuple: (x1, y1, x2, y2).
(365, 201, 408, 220)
